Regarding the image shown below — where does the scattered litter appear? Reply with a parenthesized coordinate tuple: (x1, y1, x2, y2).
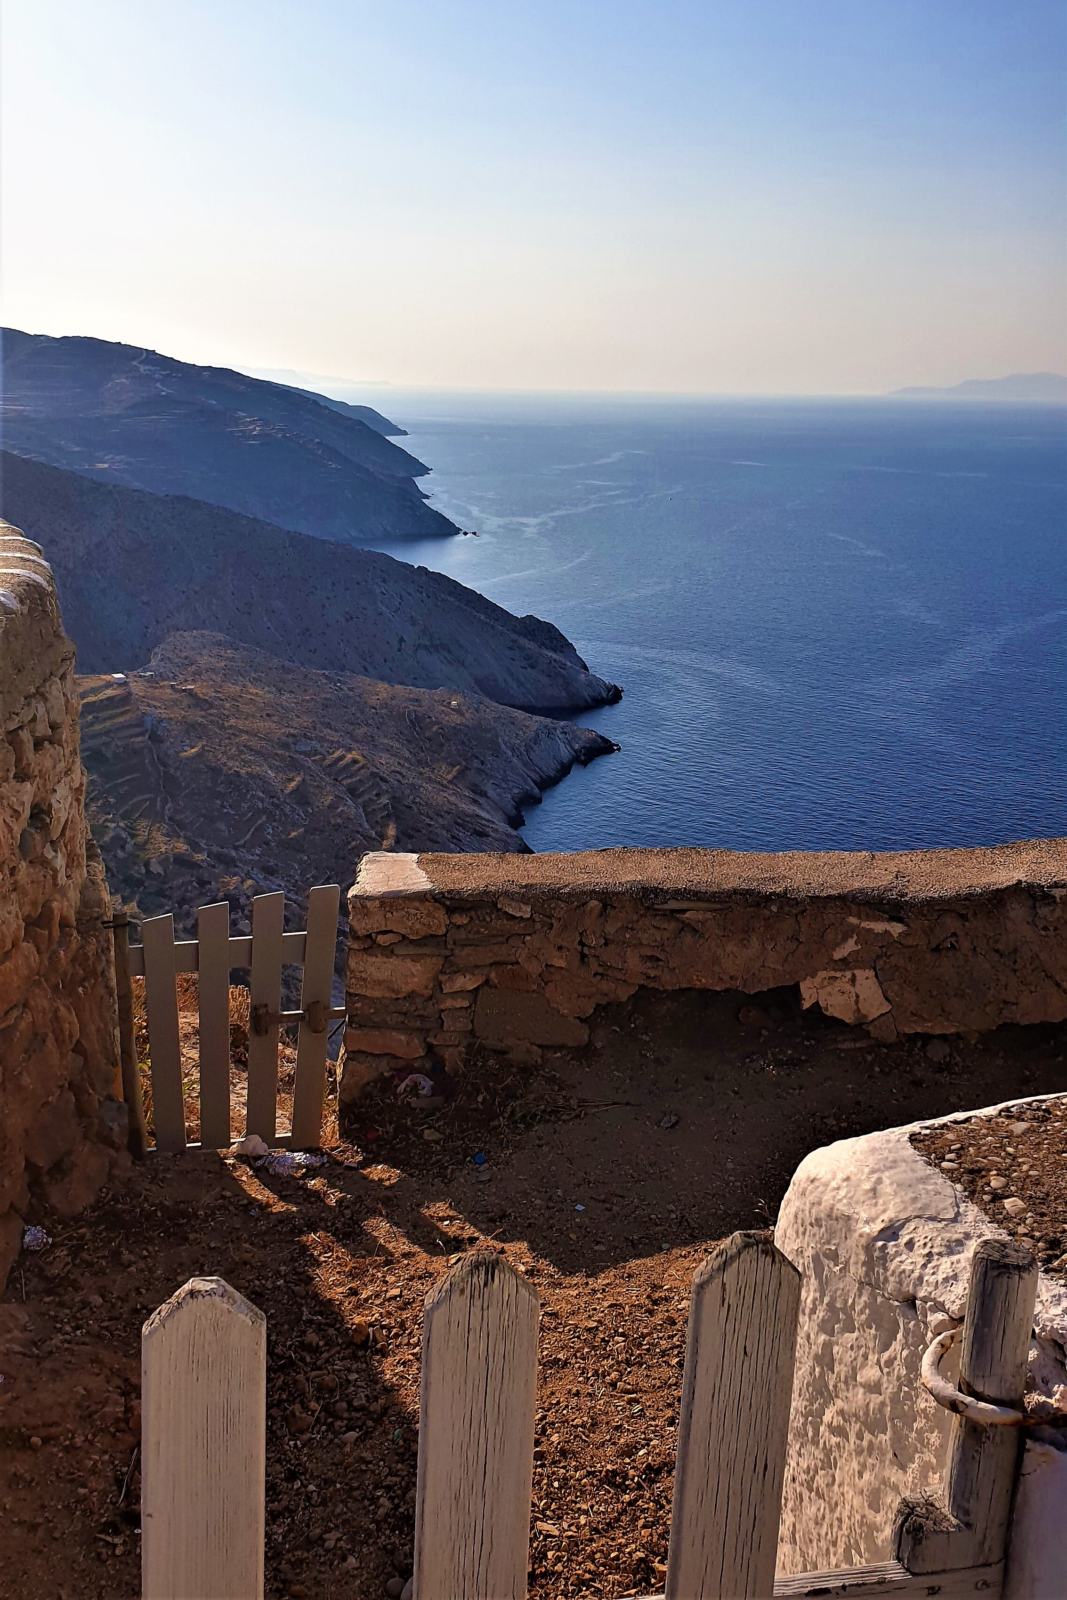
(658, 1113, 680, 1130)
(230, 1133, 269, 1160)
(474, 1167, 492, 1183)
(397, 1073, 436, 1099)
(254, 1150, 327, 1178)
(574, 1204, 586, 1213)
(472, 1151, 488, 1166)
(21, 1225, 51, 1253)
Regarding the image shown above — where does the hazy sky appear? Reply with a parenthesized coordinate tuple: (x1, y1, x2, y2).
(3, 0, 1065, 394)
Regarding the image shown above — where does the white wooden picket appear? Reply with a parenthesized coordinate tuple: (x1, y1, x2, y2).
(142, 1277, 266, 1600)
(140, 1233, 1037, 1600)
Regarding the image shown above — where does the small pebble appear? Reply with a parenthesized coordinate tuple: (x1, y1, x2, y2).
(385, 1579, 404, 1598)
(1002, 1197, 1026, 1217)
(988, 1175, 1008, 1191)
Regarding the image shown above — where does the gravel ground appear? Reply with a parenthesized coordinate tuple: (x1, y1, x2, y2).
(912, 1095, 1067, 1281)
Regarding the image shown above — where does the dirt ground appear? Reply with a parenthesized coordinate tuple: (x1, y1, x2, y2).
(2, 987, 1065, 1600)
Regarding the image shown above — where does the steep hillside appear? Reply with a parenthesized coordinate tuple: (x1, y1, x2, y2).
(80, 633, 616, 928)
(0, 452, 621, 711)
(1, 328, 454, 544)
(251, 377, 407, 436)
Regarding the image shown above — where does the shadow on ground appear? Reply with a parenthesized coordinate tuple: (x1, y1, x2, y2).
(3, 987, 1064, 1600)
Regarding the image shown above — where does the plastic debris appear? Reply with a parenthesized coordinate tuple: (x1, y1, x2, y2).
(658, 1112, 680, 1130)
(472, 1151, 488, 1166)
(21, 1225, 51, 1253)
(231, 1133, 269, 1160)
(254, 1150, 327, 1178)
(397, 1073, 436, 1099)
(574, 1204, 586, 1213)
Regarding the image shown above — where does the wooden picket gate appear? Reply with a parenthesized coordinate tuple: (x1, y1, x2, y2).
(119, 885, 344, 1153)
(140, 1232, 1038, 1600)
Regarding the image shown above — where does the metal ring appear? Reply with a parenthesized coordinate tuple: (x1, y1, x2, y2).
(921, 1326, 1027, 1426)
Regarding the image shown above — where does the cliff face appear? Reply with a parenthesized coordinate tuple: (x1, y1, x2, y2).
(0, 328, 454, 546)
(78, 632, 616, 932)
(0, 523, 124, 1290)
(0, 451, 621, 712)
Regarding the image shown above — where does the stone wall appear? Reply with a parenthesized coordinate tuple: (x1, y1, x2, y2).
(340, 842, 1067, 1103)
(0, 520, 124, 1289)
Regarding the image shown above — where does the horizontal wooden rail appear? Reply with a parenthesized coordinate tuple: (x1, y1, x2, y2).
(127, 929, 308, 977)
(644, 1561, 1003, 1598)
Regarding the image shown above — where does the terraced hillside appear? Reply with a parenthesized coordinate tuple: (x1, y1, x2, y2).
(78, 634, 617, 934)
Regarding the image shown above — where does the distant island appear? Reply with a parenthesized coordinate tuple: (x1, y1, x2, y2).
(889, 372, 1067, 403)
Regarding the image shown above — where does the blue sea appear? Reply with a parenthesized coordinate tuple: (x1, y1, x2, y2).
(372, 395, 1067, 854)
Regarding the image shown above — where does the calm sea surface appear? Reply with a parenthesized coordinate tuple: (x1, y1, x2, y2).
(372, 395, 1067, 853)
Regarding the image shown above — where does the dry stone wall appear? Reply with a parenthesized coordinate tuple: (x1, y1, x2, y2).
(340, 842, 1067, 1103)
(0, 520, 124, 1289)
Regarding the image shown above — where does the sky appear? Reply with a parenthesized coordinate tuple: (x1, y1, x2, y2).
(2, 0, 1065, 395)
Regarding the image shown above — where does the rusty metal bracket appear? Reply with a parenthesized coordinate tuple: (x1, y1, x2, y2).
(250, 1001, 346, 1037)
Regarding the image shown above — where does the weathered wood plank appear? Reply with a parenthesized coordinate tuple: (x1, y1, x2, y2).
(197, 902, 231, 1149)
(141, 1277, 266, 1599)
(896, 1239, 1037, 1575)
(245, 891, 285, 1142)
(772, 1558, 1004, 1596)
(112, 911, 148, 1157)
(665, 1231, 800, 1600)
(414, 1253, 539, 1600)
(290, 884, 340, 1148)
(141, 913, 186, 1153)
(127, 929, 307, 978)
(645, 1560, 1005, 1599)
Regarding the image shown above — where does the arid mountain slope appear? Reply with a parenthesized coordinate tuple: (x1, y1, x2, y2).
(1, 328, 453, 544)
(0, 451, 621, 711)
(80, 633, 616, 928)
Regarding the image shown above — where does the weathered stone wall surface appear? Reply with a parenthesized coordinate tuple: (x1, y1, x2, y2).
(340, 842, 1067, 1102)
(0, 521, 124, 1289)
(775, 1098, 1067, 1591)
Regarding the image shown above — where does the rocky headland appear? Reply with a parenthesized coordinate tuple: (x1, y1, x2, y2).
(0, 328, 453, 546)
(78, 633, 616, 929)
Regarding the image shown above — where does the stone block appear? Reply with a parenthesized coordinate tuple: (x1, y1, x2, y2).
(342, 1027, 423, 1059)
(799, 966, 891, 1026)
(348, 898, 447, 939)
(474, 986, 589, 1049)
(0, 940, 38, 1014)
(347, 951, 443, 999)
(440, 970, 487, 993)
(23, 1086, 80, 1171)
(338, 1050, 414, 1103)
(488, 965, 540, 993)
(39, 1140, 110, 1217)
(447, 942, 523, 966)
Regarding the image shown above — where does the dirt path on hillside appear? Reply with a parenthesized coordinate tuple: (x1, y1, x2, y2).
(2, 990, 1064, 1599)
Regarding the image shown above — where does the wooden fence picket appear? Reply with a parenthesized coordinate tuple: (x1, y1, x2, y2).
(665, 1231, 801, 1600)
(414, 1253, 540, 1600)
(141, 1277, 266, 1600)
(246, 890, 285, 1141)
(290, 883, 340, 1148)
(197, 901, 232, 1148)
(141, 913, 186, 1153)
